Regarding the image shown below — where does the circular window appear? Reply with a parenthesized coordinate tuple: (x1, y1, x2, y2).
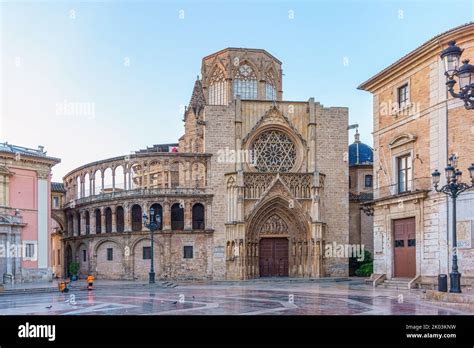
(251, 130, 296, 172)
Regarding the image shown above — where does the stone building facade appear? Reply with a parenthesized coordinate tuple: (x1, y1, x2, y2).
(359, 23, 474, 288)
(348, 129, 374, 274)
(61, 48, 349, 280)
(51, 182, 66, 278)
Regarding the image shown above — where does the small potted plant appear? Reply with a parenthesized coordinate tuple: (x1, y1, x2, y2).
(68, 262, 80, 281)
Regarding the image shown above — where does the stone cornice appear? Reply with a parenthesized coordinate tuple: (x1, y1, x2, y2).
(358, 22, 474, 93)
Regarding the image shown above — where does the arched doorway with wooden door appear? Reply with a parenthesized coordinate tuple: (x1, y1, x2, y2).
(246, 192, 311, 279)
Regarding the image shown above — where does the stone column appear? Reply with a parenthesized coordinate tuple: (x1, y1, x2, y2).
(90, 210, 96, 235)
(226, 78, 232, 105)
(124, 204, 131, 232)
(101, 208, 106, 233)
(111, 208, 117, 233)
(162, 171, 167, 188)
(184, 201, 192, 231)
(101, 172, 105, 193)
(258, 80, 265, 100)
(81, 210, 86, 236)
(185, 162, 191, 187)
(112, 172, 116, 192)
(74, 214, 78, 236)
(205, 202, 211, 230)
(206, 158, 211, 188)
(163, 202, 171, 231)
(144, 162, 149, 189)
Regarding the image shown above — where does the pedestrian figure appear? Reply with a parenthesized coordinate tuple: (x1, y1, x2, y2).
(87, 275, 95, 290)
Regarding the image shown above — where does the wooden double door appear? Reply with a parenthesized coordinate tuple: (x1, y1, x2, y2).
(259, 238, 289, 277)
(393, 217, 416, 278)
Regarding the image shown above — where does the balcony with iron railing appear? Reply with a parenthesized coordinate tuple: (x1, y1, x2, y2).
(372, 176, 432, 201)
(64, 187, 209, 209)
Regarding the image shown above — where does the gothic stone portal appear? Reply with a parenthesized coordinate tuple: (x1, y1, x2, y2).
(245, 195, 315, 279)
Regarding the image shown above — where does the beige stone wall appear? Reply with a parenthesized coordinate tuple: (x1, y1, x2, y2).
(64, 231, 213, 280)
(349, 202, 362, 247)
(366, 27, 474, 282)
(202, 104, 236, 279)
(95, 240, 125, 280)
(315, 105, 349, 276)
(360, 210, 374, 253)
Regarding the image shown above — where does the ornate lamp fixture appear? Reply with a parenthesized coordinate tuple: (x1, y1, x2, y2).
(142, 207, 161, 284)
(440, 41, 474, 109)
(431, 154, 474, 293)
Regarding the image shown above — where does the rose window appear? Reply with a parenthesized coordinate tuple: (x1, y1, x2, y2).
(251, 130, 296, 172)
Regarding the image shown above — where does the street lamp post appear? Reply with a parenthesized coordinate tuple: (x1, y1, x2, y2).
(431, 154, 474, 293)
(440, 40, 474, 110)
(142, 207, 161, 284)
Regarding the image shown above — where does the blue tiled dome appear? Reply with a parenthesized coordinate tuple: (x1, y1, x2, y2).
(349, 132, 373, 166)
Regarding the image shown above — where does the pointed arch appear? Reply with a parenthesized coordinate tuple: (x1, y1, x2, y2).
(246, 194, 309, 242)
(208, 66, 227, 105)
(233, 61, 257, 100)
(265, 67, 277, 100)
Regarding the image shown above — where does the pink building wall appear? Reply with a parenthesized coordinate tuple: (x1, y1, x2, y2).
(8, 166, 51, 269)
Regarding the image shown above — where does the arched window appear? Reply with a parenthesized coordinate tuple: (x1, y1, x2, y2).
(192, 203, 205, 230)
(95, 209, 101, 234)
(103, 168, 113, 192)
(208, 68, 227, 105)
(114, 166, 125, 191)
(150, 203, 163, 230)
(105, 208, 112, 233)
(148, 162, 163, 188)
(116, 206, 124, 232)
(265, 70, 277, 100)
(76, 176, 81, 199)
(131, 204, 142, 231)
(130, 163, 143, 189)
(171, 203, 184, 230)
(84, 173, 90, 197)
(94, 170, 101, 195)
(85, 210, 90, 235)
(233, 63, 257, 100)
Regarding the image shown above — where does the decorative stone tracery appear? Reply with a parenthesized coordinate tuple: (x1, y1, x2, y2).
(251, 130, 296, 172)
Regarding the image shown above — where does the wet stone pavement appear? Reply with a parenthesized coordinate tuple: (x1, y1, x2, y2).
(0, 279, 470, 315)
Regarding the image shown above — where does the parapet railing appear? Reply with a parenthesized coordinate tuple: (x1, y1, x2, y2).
(64, 187, 208, 208)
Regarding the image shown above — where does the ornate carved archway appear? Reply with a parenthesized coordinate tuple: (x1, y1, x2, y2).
(245, 193, 312, 278)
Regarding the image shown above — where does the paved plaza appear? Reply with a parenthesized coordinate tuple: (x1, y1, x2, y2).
(0, 279, 470, 315)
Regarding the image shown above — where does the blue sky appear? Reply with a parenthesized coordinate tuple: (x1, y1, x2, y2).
(1, 0, 473, 180)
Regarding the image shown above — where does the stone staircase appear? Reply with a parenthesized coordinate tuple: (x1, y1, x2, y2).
(377, 278, 411, 290)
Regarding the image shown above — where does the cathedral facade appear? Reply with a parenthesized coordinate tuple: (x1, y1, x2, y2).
(60, 48, 349, 280)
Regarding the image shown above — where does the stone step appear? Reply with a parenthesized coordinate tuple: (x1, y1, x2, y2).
(384, 281, 410, 285)
(0, 282, 177, 296)
(379, 285, 409, 290)
(377, 279, 411, 290)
